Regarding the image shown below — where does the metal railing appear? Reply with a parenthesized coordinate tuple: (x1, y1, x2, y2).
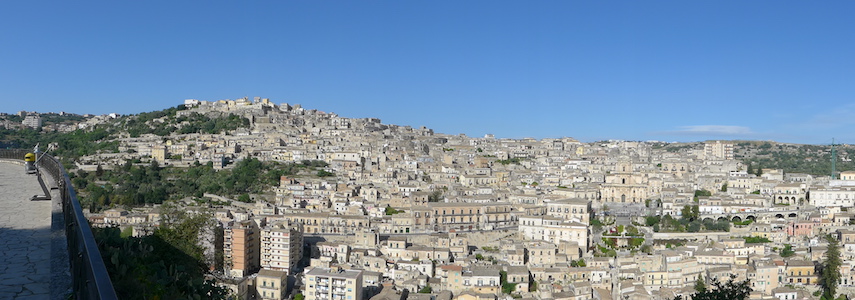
(0, 149, 118, 299)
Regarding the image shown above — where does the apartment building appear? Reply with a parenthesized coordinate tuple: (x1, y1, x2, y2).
(22, 114, 42, 129)
(704, 140, 734, 160)
(545, 198, 591, 223)
(225, 220, 260, 278)
(257, 269, 288, 300)
(305, 267, 363, 300)
(260, 221, 304, 274)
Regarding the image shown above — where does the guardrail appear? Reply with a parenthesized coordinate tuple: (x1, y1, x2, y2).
(0, 149, 118, 300)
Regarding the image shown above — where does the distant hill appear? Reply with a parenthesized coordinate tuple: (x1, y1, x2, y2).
(2, 101, 853, 177)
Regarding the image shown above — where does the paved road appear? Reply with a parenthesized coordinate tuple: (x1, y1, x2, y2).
(0, 161, 69, 299)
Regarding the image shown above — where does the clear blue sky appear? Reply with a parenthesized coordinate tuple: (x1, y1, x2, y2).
(2, 1, 854, 145)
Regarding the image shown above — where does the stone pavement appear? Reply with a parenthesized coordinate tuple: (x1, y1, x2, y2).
(0, 161, 70, 300)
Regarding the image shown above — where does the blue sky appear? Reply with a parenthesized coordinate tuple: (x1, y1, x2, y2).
(2, 1, 853, 145)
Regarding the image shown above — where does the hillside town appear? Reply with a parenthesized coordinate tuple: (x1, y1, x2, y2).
(57, 97, 855, 300)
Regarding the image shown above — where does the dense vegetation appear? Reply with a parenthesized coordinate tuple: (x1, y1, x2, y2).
(674, 275, 751, 300)
(736, 142, 855, 176)
(1, 106, 250, 169)
(645, 209, 731, 233)
(0, 125, 119, 162)
(0, 112, 86, 126)
(74, 158, 331, 212)
(94, 204, 229, 299)
(122, 109, 250, 137)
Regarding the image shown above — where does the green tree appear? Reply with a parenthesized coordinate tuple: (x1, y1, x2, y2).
(721, 183, 728, 192)
(746, 163, 754, 175)
(645, 216, 660, 226)
(502, 283, 517, 294)
(780, 244, 795, 257)
(428, 190, 443, 202)
(820, 235, 842, 300)
(743, 236, 771, 243)
(681, 205, 699, 221)
(694, 274, 706, 293)
(419, 286, 432, 293)
(385, 205, 402, 215)
(687, 221, 702, 233)
(694, 189, 712, 197)
(93, 210, 229, 300)
(238, 193, 251, 203)
(675, 275, 750, 300)
(295, 293, 304, 300)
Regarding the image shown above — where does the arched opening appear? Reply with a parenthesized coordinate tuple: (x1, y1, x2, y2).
(732, 216, 742, 223)
(621, 194, 626, 203)
(788, 213, 797, 218)
(747, 215, 756, 221)
(775, 214, 785, 219)
(717, 217, 728, 222)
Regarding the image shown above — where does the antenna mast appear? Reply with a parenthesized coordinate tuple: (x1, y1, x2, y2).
(832, 138, 837, 180)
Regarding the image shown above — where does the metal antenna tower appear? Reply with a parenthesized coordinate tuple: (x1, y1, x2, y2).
(832, 138, 837, 179)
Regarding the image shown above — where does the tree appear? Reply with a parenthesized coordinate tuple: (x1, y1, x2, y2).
(687, 221, 702, 233)
(746, 163, 754, 175)
(675, 275, 750, 300)
(645, 216, 660, 226)
(820, 235, 842, 300)
(96, 164, 105, 177)
(721, 183, 728, 192)
(780, 244, 795, 257)
(238, 193, 251, 203)
(295, 293, 304, 300)
(681, 205, 698, 221)
(694, 274, 706, 293)
(385, 205, 403, 215)
(428, 190, 443, 202)
(419, 286, 432, 293)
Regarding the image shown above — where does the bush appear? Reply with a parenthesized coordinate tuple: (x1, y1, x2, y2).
(743, 236, 772, 243)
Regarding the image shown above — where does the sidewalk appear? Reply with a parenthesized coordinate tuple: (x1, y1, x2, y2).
(0, 161, 69, 299)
